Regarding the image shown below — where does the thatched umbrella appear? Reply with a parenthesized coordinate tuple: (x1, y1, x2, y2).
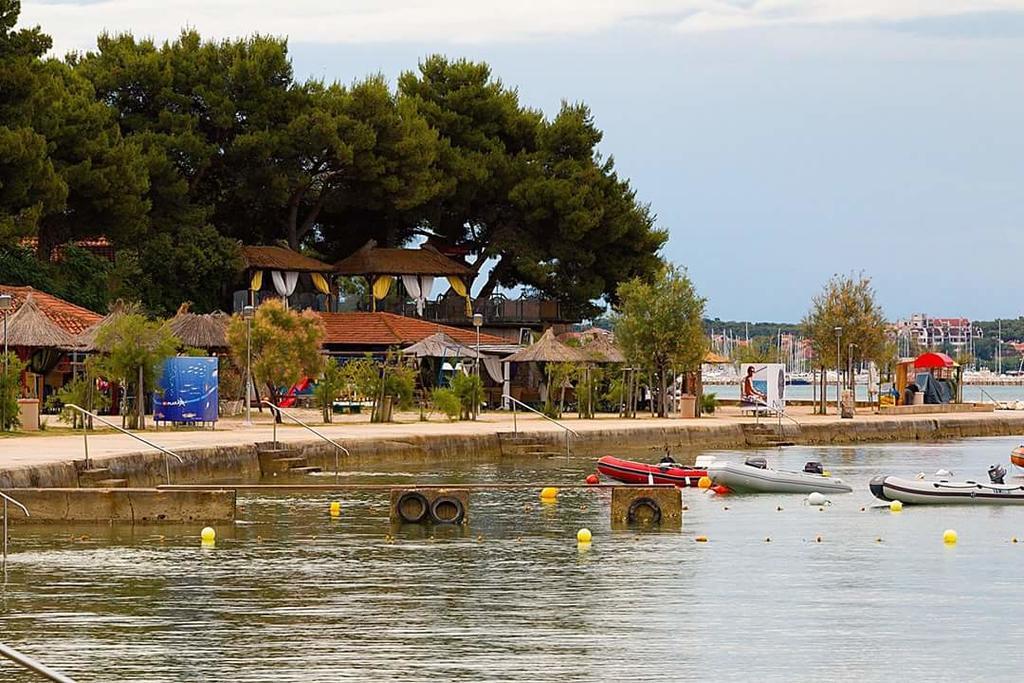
(402, 332, 481, 359)
(580, 336, 626, 364)
(74, 300, 137, 352)
(5, 294, 75, 349)
(504, 329, 588, 364)
(167, 303, 229, 351)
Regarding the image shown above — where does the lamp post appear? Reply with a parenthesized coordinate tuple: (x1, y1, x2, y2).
(0, 294, 11, 432)
(834, 326, 842, 415)
(472, 313, 483, 420)
(242, 305, 255, 427)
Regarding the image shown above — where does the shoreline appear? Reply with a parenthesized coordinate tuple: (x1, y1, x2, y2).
(2, 407, 1024, 488)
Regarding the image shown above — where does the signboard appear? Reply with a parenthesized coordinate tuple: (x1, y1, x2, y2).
(739, 363, 786, 413)
(155, 357, 219, 423)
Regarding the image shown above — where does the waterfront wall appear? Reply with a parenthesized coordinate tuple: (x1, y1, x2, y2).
(2, 414, 1023, 489)
(3, 488, 236, 523)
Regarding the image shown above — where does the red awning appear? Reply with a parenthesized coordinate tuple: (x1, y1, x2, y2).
(914, 352, 955, 369)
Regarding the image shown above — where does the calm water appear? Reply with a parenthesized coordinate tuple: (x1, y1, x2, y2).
(3, 438, 1024, 681)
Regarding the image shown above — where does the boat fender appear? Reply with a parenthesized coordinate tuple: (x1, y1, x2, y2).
(430, 496, 466, 524)
(395, 491, 430, 523)
(626, 497, 662, 525)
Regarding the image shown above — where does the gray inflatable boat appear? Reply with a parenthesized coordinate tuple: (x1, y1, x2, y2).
(708, 457, 852, 494)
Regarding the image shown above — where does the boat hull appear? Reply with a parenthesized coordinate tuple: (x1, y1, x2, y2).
(708, 462, 852, 494)
(870, 475, 1024, 505)
(596, 456, 706, 487)
(1011, 447, 1024, 470)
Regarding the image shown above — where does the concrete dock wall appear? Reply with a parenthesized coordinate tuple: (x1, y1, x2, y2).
(2, 488, 236, 523)
(1, 413, 1022, 489)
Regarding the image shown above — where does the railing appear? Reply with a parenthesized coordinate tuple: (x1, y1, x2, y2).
(501, 394, 580, 459)
(0, 642, 77, 683)
(1, 491, 29, 571)
(746, 398, 802, 431)
(63, 404, 184, 485)
(977, 388, 1002, 406)
(260, 401, 349, 483)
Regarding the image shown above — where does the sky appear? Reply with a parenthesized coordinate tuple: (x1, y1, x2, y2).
(20, 1, 1024, 322)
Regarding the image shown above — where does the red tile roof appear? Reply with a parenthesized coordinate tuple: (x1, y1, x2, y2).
(240, 245, 335, 273)
(334, 240, 473, 277)
(1, 285, 103, 335)
(319, 312, 506, 347)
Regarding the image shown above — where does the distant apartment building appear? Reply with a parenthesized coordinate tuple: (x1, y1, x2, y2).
(893, 313, 978, 350)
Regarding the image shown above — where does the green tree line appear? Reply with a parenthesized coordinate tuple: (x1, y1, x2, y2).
(0, 1, 665, 317)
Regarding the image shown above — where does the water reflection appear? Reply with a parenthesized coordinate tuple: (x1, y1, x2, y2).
(2, 438, 1024, 681)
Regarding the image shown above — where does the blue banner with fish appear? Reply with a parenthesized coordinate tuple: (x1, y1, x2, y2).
(155, 357, 219, 423)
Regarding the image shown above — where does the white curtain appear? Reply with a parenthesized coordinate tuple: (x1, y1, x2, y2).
(272, 271, 299, 297)
(482, 357, 503, 384)
(402, 275, 435, 316)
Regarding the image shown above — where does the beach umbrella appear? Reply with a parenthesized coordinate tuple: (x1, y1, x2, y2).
(402, 332, 481, 359)
(167, 303, 230, 351)
(4, 294, 75, 349)
(504, 329, 589, 364)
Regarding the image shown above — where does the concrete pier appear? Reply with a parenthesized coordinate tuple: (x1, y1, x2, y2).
(1, 488, 236, 523)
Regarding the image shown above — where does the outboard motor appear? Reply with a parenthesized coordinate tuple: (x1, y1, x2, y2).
(803, 461, 824, 475)
(989, 464, 1007, 485)
(745, 455, 768, 470)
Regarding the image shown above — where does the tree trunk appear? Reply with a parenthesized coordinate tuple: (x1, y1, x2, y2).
(137, 365, 145, 430)
(658, 367, 668, 418)
(266, 385, 282, 423)
(472, 257, 505, 310)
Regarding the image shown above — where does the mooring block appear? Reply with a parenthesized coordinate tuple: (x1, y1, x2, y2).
(389, 488, 469, 525)
(1, 488, 236, 523)
(610, 486, 682, 527)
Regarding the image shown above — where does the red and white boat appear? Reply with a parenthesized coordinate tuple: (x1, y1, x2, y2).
(597, 455, 707, 487)
(1011, 446, 1024, 471)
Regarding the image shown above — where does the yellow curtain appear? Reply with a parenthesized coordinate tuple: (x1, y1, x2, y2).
(372, 275, 394, 300)
(311, 273, 331, 295)
(447, 276, 473, 317)
(250, 270, 263, 291)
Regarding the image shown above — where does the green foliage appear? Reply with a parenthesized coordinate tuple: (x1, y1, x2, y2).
(614, 266, 708, 417)
(0, 351, 25, 431)
(801, 273, 888, 369)
(449, 372, 483, 420)
(226, 299, 325, 416)
(430, 387, 461, 421)
(48, 363, 111, 428)
(700, 392, 718, 415)
(315, 357, 346, 423)
(91, 312, 179, 428)
(732, 336, 777, 364)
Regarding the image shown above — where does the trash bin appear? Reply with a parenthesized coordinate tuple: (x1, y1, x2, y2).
(17, 398, 40, 431)
(840, 390, 855, 419)
(912, 391, 925, 406)
(678, 394, 697, 419)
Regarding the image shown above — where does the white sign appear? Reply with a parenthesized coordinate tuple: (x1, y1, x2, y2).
(740, 363, 786, 413)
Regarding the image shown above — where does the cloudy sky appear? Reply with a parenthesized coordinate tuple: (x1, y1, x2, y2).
(21, 1, 1024, 321)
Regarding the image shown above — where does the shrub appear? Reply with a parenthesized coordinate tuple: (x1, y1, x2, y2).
(430, 388, 461, 421)
(449, 372, 482, 420)
(700, 392, 717, 415)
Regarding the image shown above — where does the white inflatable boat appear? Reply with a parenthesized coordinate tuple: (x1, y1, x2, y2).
(707, 457, 853, 494)
(871, 466, 1024, 505)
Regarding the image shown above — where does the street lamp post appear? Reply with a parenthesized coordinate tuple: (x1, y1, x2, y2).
(242, 305, 255, 427)
(472, 313, 483, 421)
(834, 326, 842, 416)
(0, 294, 11, 432)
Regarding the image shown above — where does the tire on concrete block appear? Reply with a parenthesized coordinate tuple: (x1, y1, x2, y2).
(394, 491, 430, 523)
(611, 486, 682, 528)
(430, 496, 465, 524)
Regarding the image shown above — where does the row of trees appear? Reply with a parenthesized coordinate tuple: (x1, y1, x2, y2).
(1, 1, 665, 317)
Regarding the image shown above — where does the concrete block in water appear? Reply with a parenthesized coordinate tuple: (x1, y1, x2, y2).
(611, 486, 682, 527)
(389, 488, 469, 524)
(0, 488, 236, 523)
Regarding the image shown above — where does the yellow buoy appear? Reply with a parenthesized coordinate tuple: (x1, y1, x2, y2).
(697, 476, 712, 489)
(695, 535, 708, 542)
(889, 500, 903, 512)
(200, 526, 215, 545)
(577, 528, 592, 543)
(329, 501, 341, 517)
(540, 486, 558, 500)
(943, 529, 958, 545)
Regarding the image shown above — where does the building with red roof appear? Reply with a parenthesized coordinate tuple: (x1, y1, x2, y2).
(1, 285, 102, 335)
(318, 312, 509, 357)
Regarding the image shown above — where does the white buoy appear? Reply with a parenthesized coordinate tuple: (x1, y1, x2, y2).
(807, 492, 827, 506)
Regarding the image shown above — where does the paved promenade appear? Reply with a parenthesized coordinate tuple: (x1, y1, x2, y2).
(2, 406, 1024, 473)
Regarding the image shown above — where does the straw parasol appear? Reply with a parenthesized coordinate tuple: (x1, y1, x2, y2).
(580, 336, 626, 364)
(504, 329, 589, 364)
(703, 351, 731, 364)
(74, 300, 138, 352)
(402, 332, 481, 359)
(4, 294, 75, 349)
(167, 303, 229, 351)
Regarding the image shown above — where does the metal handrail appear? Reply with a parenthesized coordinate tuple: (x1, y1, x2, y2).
(0, 642, 77, 682)
(977, 387, 1001, 406)
(260, 401, 349, 483)
(747, 397, 802, 430)
(1, 491, 29, 570)
(63, 404, 184, 485)
(501, 394, 580, 459)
